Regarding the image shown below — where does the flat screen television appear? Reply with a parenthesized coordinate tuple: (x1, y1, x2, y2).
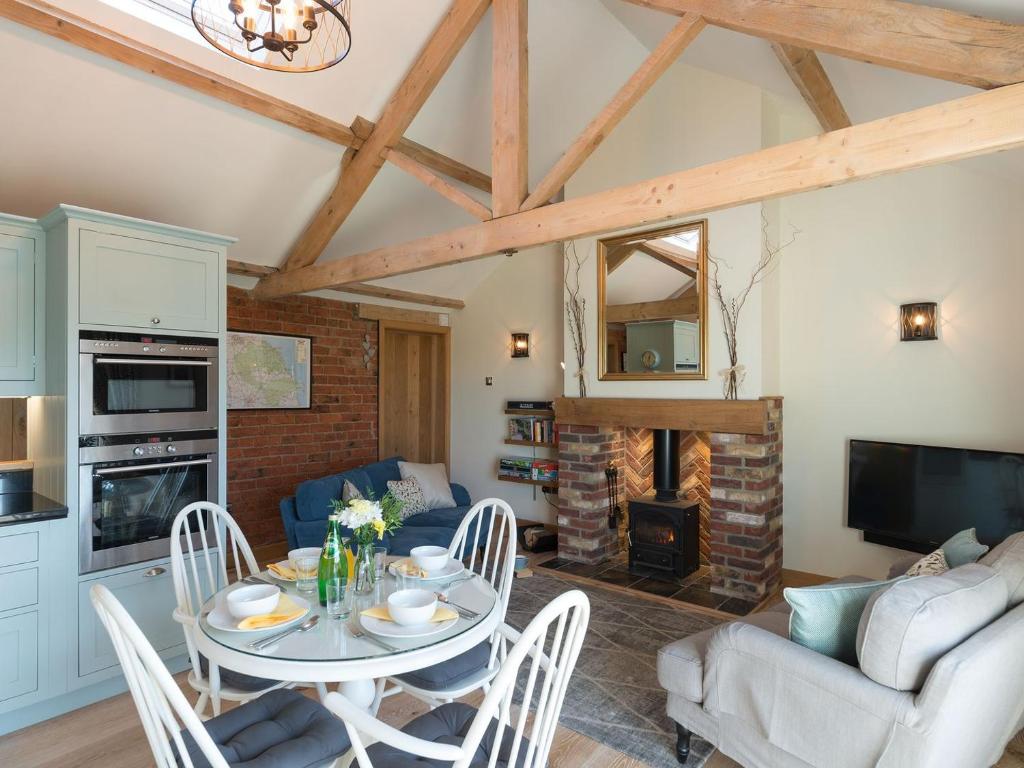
(847, 439, 1024, 553)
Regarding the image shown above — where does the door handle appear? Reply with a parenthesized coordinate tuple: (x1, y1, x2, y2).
(143, 567, 166, 577)
(94, 358, 212, 367)
(94, 458, 213, 475)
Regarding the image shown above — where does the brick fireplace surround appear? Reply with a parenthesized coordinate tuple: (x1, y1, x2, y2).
(555, 397, 783, 602)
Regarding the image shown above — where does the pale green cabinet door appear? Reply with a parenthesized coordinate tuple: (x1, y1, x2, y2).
(78, 563, 183, 677)
(0, 234, 36, 381)
(0, 611, 38, 703)
(79, 229, 220, 333)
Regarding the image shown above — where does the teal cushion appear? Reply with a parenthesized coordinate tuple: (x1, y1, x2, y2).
(785, 577, 901, 664)
(940, 528, 989, 568)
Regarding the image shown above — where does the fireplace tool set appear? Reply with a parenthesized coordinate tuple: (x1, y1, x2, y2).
(605, 463, 621, 530)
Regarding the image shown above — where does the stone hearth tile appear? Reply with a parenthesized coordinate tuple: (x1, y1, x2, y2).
(631, 578, 685, 598)
(558, 561, 605, 578)
(594, 567, 643, 588)
(719, 597, 759, 617)
(538, 557, 574, 570)
(672, 585, 729, 611)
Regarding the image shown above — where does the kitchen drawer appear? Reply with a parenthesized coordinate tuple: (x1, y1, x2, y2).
(0, 530, 39, 568)
(78, 562, 182, 677)
(0, 568, 38, 613)
(0, 611, 38, 703)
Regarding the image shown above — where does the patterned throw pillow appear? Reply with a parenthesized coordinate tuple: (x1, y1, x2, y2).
(940, 528, 989, 568)
(341, 479, 364, 503)
(905, 549, 949, 577)
(386, 478, 427, 520)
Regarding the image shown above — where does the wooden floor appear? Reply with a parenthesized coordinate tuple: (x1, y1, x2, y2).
(2, 548, 1022, 768)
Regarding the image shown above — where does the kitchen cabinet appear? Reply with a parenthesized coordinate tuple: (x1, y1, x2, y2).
(79, 229, 221, 333)
(0, 216, 44, 394)
(0, 611, 38, 704)
(625, 320, 701, 373)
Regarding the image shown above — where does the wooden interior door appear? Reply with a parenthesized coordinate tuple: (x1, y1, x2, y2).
(378, 320, 450, 468)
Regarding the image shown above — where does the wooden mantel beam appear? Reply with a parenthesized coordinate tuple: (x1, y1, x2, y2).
(492, 0, 529, 216)
(277, 0, 492, 273)
(521, 13, 705, 211)
(253, 80, 1024, 299)
(771, 43, 851, 132)
(619, 0, 1024, 90)
(554, 397, 770, 435)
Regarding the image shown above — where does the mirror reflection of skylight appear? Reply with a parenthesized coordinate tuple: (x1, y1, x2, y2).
(662, 230, 700, 251)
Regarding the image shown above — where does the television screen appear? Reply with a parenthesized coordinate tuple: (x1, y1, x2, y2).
(848, 439, 1024, 550)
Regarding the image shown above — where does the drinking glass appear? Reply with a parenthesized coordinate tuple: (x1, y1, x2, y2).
(325, 579, 351, 620)
(373, 546, 388, 581)
(293, 555, 319, 594)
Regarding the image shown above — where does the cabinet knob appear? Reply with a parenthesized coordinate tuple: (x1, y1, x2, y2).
(143, 567, 166, 578)
(151, 317, 161, 325)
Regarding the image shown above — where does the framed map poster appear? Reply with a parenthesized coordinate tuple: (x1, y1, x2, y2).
(227, 331, 312, 409)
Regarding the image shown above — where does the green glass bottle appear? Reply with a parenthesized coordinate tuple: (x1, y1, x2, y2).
(318, 513, 345, 607)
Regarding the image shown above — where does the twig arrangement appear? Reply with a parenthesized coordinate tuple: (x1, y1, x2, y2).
(708, 211, 800, 399)
(564, 241, 588, 398)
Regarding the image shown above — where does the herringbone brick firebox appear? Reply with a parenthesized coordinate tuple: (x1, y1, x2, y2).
(556, 397, 783, 601)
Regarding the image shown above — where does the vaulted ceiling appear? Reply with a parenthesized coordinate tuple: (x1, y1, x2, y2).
(1, 0, 1021, 304)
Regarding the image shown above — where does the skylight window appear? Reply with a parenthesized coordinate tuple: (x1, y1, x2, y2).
(100, 0, 202, 41)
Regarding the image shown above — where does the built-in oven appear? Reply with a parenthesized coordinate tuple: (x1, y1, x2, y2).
(79, 331, 218, 436)
(78, 432, 219, 574)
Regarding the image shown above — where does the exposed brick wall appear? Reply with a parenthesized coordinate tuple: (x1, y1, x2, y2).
(708, 397, 784, 600)
(622, 426, 653, 552)
(680, 431, 712, 565)
(557, 425, 622, 563)
(226, 287, 378, 546)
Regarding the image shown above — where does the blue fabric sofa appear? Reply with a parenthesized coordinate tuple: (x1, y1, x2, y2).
(280, 456, 473, 556)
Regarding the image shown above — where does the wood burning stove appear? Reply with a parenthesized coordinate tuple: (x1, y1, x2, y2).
(628, 428, 699, 579)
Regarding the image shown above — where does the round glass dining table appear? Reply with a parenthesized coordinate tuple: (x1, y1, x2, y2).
(195, 567, 500, 708)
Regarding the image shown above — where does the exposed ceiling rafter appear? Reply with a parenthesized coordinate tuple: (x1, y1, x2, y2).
(772, 43, 851, 132)
(386, 148, 492, 220)
(252, 81, 1024, 298)
(492, 0, 529, 216)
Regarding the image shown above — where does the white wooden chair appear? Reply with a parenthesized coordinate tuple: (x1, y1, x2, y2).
(325, 589, 590, 768)
(89, 584, 348, 768)
(169, 501, 289, 717)
(379, 498, 518, 708)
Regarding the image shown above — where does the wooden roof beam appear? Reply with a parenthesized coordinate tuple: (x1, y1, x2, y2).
(635, 244, 697, 276)
(606, 296, 699, 323)
(275, 0, 492, 274)
(492, 0, 529, 216)
(252, 80, 1024, 298)
(772, 43, 851, 132)
(619, 0, 1024, 89)
(521, 13, 705, 211)
(386, 148, 492, 220)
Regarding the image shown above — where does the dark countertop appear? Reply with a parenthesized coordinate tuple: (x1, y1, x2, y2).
(0, 492, 69, 527)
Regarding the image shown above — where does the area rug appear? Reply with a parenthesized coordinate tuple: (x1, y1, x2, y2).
(506, 571, 724, 768)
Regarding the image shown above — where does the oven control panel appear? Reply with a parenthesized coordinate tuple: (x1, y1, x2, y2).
(79, 431, 217, 465)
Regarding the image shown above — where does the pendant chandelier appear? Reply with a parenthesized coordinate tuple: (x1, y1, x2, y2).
(191, 0, 352, 73)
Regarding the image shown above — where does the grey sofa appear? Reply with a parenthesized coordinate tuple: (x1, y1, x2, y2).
(658, 532, 1024, 768)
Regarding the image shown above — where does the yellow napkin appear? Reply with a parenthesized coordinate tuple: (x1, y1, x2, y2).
(238, 594, 305, 630)
(394, 560, 428, 578)
(267, 562, 296, 580)
(361, 604, 459, 623)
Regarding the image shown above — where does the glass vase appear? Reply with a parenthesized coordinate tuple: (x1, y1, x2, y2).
(353, 542, 376, 595)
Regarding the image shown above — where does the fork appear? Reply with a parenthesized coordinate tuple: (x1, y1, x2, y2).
(349, 624, 399, 653)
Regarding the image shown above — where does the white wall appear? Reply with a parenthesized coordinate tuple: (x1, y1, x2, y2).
(767, 105, 1024, 578)
(563, 60, 767, 400)
(450, 246, 565, 525)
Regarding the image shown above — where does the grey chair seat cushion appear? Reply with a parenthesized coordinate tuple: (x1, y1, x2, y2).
(199, 654, 281, 693)
(658, 611, 790, 703)
(364, 702, 528, 768)
(179, 689, 350, 768)
(395, 641, 492, 691)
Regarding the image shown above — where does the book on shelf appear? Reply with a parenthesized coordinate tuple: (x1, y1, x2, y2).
(498, 456, 558, 484)
(506, 415, 556, 444)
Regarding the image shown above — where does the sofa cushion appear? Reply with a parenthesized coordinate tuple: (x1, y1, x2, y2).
(294, 468, 371, 523)
(905, 549, 950, 577)
(363, 457, 403, 499)
(784, 577, 900, 664)
(404, 505, 473, 530)
(856, 563, 1007, 692)
(981, 531, 1024, 608)
(657, 611, 789, 703)
(940, 528, 989, 568)
(387, 478, 428, 518)
(399, 461, 457, 510)
(387, 526, 459, 556)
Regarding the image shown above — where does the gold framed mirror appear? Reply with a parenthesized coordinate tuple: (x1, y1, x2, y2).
(597, 219, 708, 381)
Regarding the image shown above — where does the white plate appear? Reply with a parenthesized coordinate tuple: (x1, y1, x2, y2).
(388, 558, 466, 582)
(359, 613, 459, 639)
(207, 593, 312, 633)
(266, 561, 297, 582)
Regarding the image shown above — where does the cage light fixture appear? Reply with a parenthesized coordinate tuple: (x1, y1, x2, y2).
(511, 333, 530, 358)
(192, 0, 351, 72)
(900, 302, 939, 342)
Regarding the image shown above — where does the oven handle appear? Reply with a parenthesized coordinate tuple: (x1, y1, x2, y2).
(94, 458, 213, 475)
(94, 358, 212, 367)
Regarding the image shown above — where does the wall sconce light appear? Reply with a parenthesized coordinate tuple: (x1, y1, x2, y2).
(511, 332, 530, 358)
(900, 302, 938, 342)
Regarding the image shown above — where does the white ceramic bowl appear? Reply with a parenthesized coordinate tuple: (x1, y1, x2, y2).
(410, 545, 449, 574)
(226, 584, 280, 620)
(387, 588, 438, 626)
(288, 547, 322, 567)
